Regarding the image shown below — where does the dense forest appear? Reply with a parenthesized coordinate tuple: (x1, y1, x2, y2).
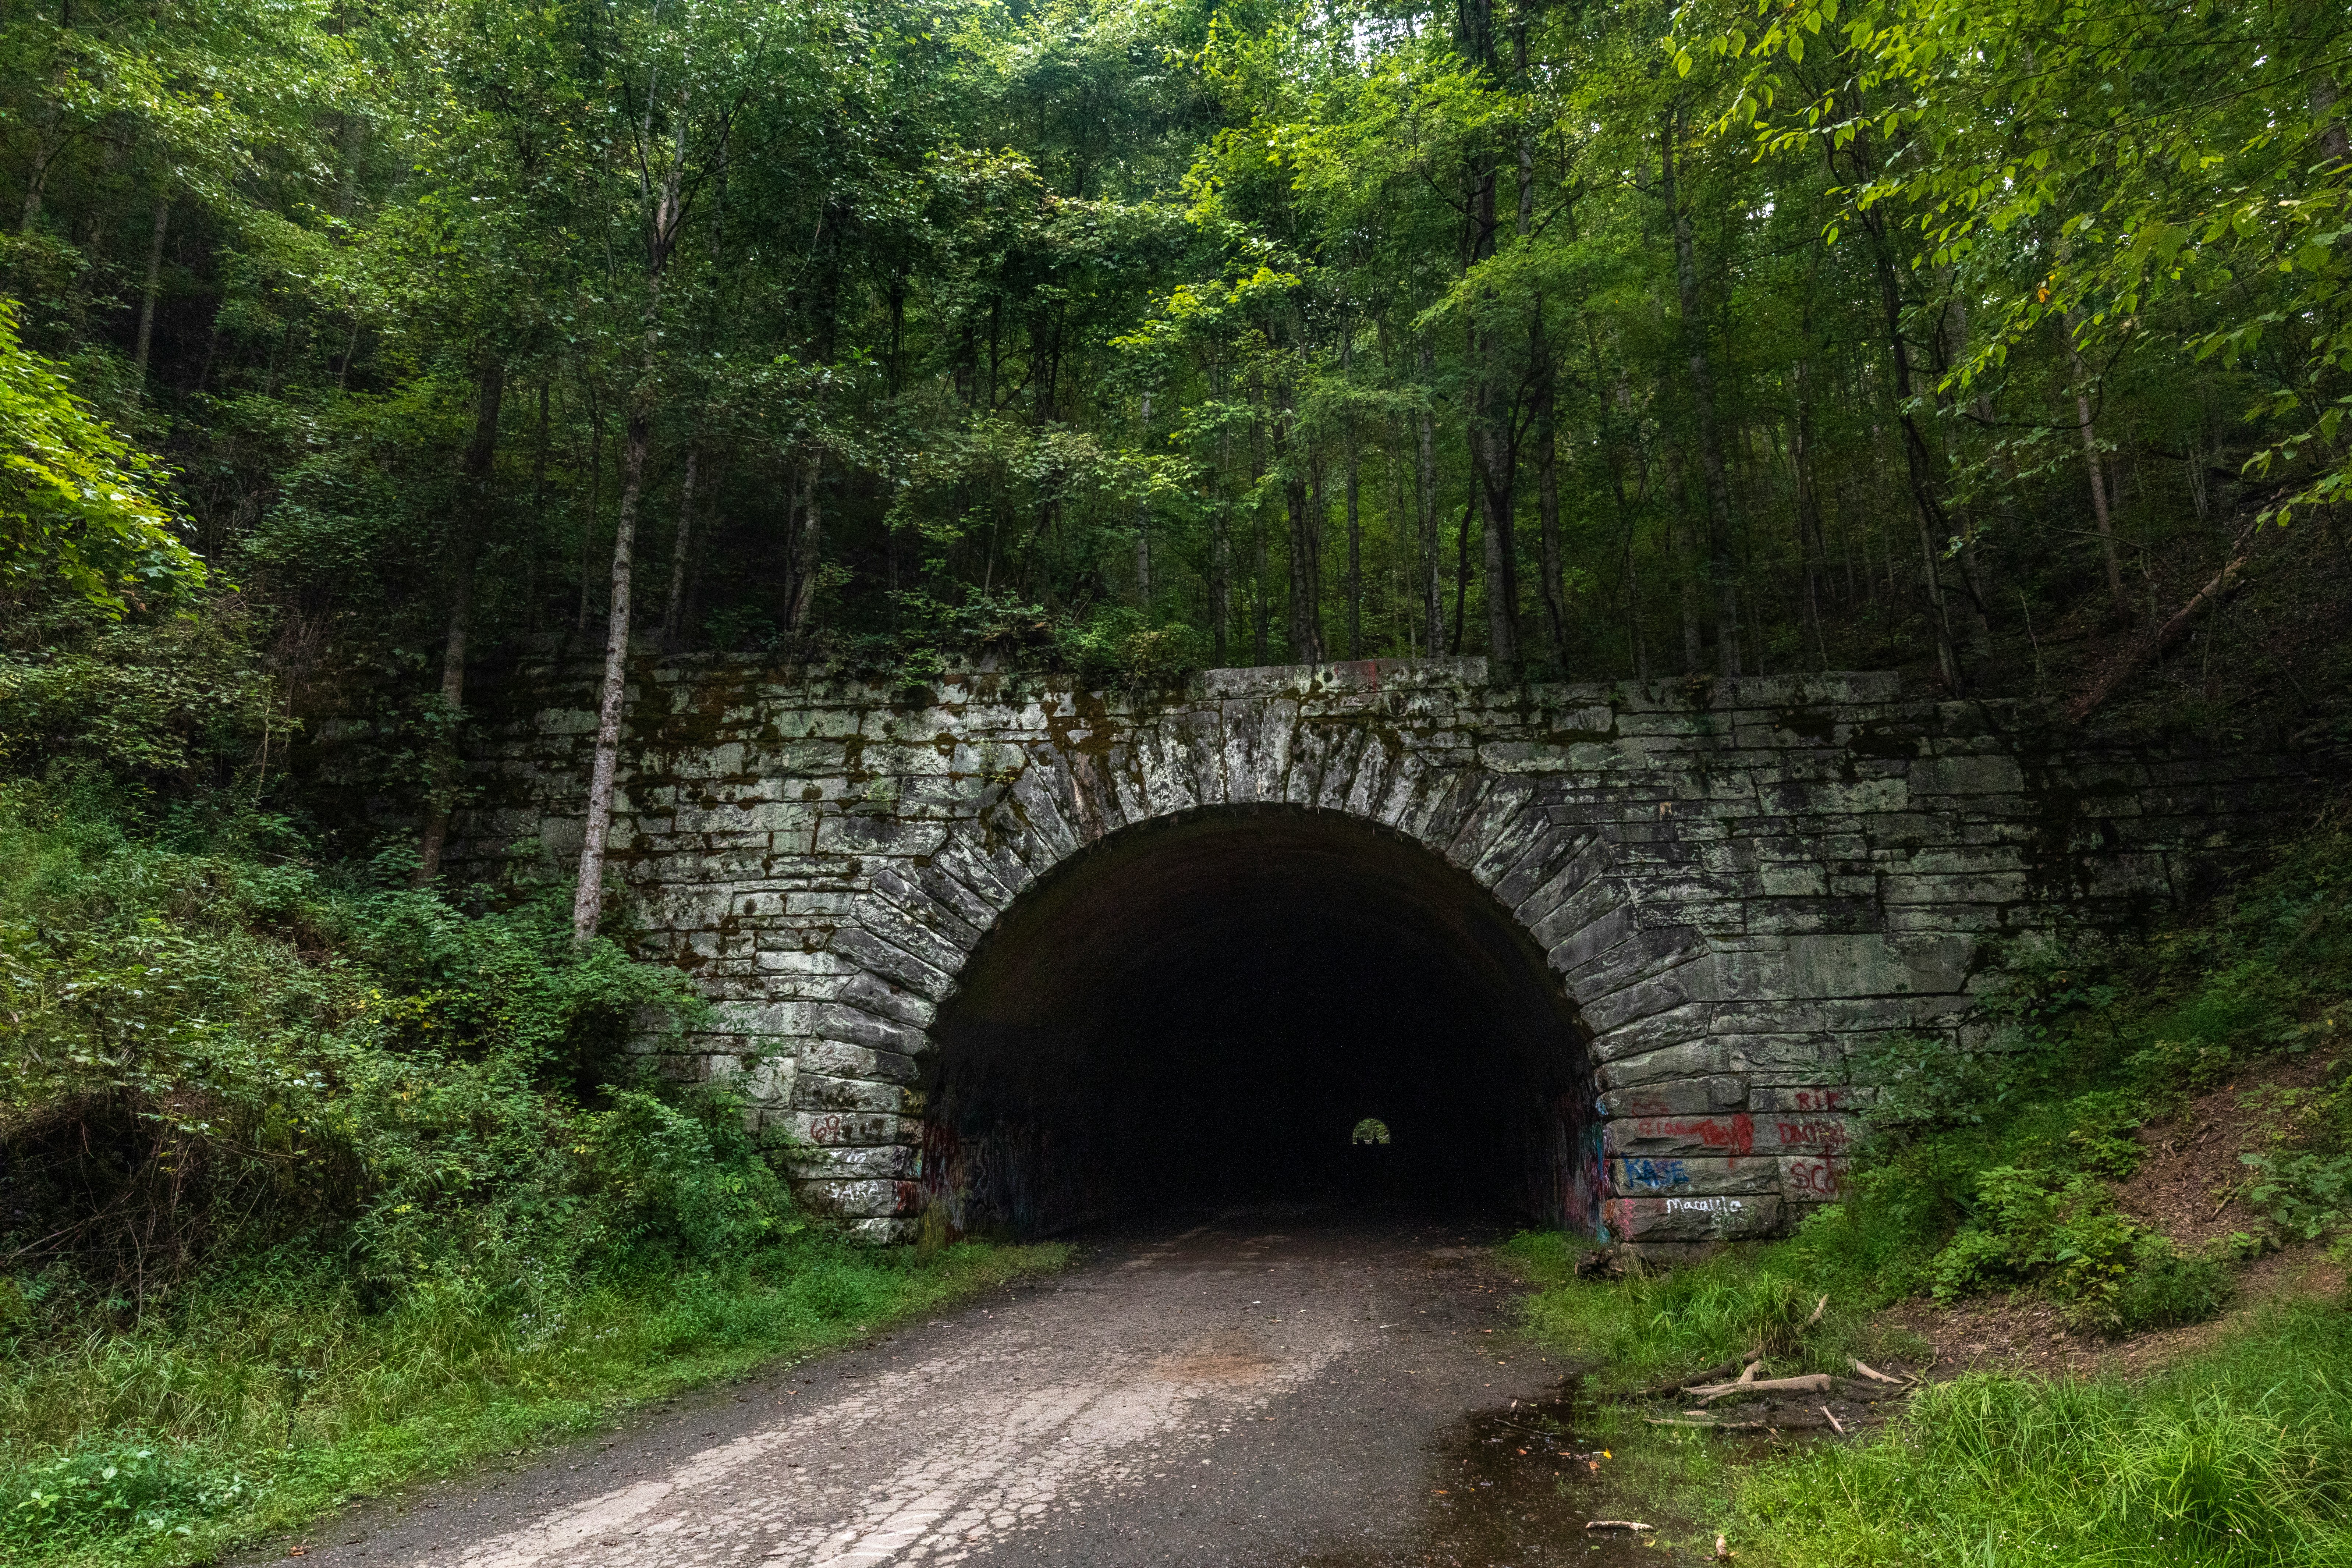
(10, 0, 2352, 746)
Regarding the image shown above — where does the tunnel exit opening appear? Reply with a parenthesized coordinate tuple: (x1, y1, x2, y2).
(921, 806, 1600, 1238)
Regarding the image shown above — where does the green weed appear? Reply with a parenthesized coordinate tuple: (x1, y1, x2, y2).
(1730, 1301, 2352, 1566)
(0, 1238, 1067, 1567)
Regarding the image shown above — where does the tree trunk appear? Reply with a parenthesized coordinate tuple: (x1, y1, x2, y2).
(1416, 342, 1443, 656)
(416, 358, 506, 884)
(1283, 391, 1322, 664)
(1251, 414, 1270, 664)
(1665, 440, 1704, 672)
(1660, 103, 1741, 677)
(1451, 492, 1475, 656)
(131, 195, 169, 398)
(1793, 356, 1828, 666)
(1533, 363, 1567, 668)
(2061, 306, 2129, 621)
(19, 104, 60, 235)
(574, 101, 688, 943)
(1213, 370, 1232, 663)
(784, 453, 824, 630)
(661, 441, 699, 646)
(578, 391, 604, 633)
(1521, 128, 1568, 670)
(2316, 74, 2351, 167)
(1341, 336, 1362, 658)
(1135, 390, 1153, 604)
(1858, 195, 1964, 691)
(571, 404, 650, 941)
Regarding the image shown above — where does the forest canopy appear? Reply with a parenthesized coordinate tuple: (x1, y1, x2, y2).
(3, 0, 2349, 812)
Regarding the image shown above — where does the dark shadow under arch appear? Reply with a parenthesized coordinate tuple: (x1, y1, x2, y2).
(922, 806, 1601, 1237)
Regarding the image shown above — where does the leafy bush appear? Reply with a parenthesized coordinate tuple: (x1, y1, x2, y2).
(0, 774, 758, 1320)
(1926, 1165, 2227, 1335)
(2243, 1151, 2352, 1243)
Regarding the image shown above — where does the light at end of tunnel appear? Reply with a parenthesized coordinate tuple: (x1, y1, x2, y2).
(1351, 1117, 1392, 1146)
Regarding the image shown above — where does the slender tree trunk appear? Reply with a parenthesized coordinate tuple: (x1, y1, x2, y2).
(1793, 357, 1828, 666)
(1135, 391, 1153, 604)
(1212, 369, 1232, 663)
(1519, 129, 1568, 670)
(2061, 305, 2129, 621)
(784, 453, 824, 629)
(1533, 363, 1567, 668)
(1416, 343, 1442, 655)
(1451, 493, 1475, 656)
(577, 394, 604, 634)
(661, 442, 699, 646)
(416, 359, 505, 884)
(2316, 74, 2351, 167)
(1251, 414, 1270, 664)
(529, 376, 551, 631)
(1341, 335, 1362, 658)
(19, 104, 59, 235)
(1389, 412, 1416, 656)
(1857, 194, 1964, 691)
(571, 405, 650, 941)
(1665, 440, 1704, 672)
(131, 195, 170, 398)
(1660, 103, 1741, 676)
(1283, 390, 1322, 664)
(574, 103, 688, 943)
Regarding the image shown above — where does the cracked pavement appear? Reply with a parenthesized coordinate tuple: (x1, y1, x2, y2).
(273, 1216, 1606, 1568)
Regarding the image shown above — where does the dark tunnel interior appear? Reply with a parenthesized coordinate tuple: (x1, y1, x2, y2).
(921, 807, 1601, 1238)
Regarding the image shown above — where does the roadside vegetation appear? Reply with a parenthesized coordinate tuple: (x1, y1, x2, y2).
(0, 611, 1065, 1568)
(1514, 809, 2352, 1564)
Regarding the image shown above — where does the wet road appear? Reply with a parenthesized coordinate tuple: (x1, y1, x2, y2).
(282, 1216, 1654, 1568)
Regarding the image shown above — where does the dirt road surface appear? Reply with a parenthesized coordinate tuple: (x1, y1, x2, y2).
(277, 1217, 1653, 1568)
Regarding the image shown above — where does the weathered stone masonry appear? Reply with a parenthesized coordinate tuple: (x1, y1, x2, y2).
(422, 654, 2316, 1247)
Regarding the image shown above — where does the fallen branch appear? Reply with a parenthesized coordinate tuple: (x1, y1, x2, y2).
(1585, 1520, 1654, 1532)
(1638, 1348, 1762, 1399)
(2069, 518, 2260, 723)
(1849, 1358, 1903, 1386)
(1804, 1293, 1829, 1328)
(1822, 1405, 1846, 1435)
(1689, 1372, 1834, 1404)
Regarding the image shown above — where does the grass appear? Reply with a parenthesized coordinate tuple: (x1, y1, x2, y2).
(1501, 1227, 1929, 1393)
(1731, 1299, 2352, 1566)
(0, 1235, 1069, 1567)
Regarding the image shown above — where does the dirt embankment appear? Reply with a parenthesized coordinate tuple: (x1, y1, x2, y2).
(1880, 1057, 2347, 1383)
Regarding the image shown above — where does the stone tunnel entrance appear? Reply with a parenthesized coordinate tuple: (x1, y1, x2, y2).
(920, 806, 1601, 1238)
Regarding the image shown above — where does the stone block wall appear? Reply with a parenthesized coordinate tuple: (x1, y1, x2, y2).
(390, 653, 2318, 1245)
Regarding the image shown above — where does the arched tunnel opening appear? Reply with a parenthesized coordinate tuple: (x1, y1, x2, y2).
(920, 807, 1601, 1238)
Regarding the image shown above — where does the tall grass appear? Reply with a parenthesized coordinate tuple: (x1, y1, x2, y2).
(1, 1237, 1068, 1568)
(1732, 1301, 2352, 1566)
(1502, 1226, 1923, 1388)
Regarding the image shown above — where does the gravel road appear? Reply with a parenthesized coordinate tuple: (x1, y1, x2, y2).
(276, 1216, 1654, 1568)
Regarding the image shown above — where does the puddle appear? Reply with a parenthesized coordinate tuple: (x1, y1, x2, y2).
(1301, 1380, 1671, 1567)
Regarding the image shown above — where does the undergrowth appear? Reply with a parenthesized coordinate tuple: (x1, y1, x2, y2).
(0, 762, 1065, 1565)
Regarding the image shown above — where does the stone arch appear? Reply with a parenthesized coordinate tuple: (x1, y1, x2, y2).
(787, 680, 1650, 1239)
